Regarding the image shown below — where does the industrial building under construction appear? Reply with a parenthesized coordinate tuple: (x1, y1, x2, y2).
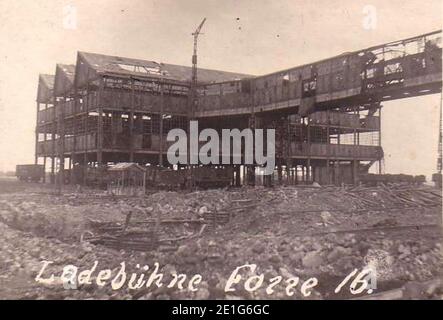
(34, 30, 442, 188)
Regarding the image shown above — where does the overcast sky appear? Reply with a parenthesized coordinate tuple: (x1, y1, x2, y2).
(0, 0, 441, 178)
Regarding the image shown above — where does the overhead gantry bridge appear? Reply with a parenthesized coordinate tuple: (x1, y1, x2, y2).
(196, 30, 442, 118)
(35, 30, 442, 186)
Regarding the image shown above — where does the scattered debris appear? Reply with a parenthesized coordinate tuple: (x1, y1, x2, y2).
(0, 181, 441, 299)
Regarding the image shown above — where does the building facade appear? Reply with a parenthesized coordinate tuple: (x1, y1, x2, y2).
(35, 30, 442, 186)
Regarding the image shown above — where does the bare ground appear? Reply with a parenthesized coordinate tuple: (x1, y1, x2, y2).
(0, 177, 441, 300)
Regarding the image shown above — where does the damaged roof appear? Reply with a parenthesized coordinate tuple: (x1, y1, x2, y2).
(40, 74, 55, 89)
(59, 64, 75, 82)
(36, 74, 55, 103)
(78, 51, 253, 84)
(54, 64, 76, 96)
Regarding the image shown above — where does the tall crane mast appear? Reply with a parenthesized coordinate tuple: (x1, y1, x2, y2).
(191, 18, 206, 86)
(187, 18, 206, 189)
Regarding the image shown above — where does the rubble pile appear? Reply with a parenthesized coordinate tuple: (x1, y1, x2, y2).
(0, 182, 441, 299)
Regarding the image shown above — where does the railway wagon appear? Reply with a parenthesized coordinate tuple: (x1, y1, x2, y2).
(359, 173, 426, 186)
(71, 165, 110, 189)
(145, 167, 185, 190)
(146, 166, 234, 190)
(15, 164, 44, 182)
(73, 165, 234, 191)
(192, 166, 234, 189)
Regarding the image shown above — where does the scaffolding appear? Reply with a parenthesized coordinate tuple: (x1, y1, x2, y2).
(34, 30, 442, 187)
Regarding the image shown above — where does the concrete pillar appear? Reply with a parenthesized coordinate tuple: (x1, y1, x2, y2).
(353, 160, 358, 185)
(247, 166, 255, 186)
(235, 165, 241, 187)
(35, 102, 39, 165)
(97, 80, 104, 167)
(277, 165, 282, 184)
(159, 83, 164, 167)
(51, 156, 55, 184)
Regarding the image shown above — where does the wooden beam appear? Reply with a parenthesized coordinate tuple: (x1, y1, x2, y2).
(159, 83, 164, 167)
(130, 79, 135, 162)
(97, 78, 104, 166)
(35, 102, 39, 165)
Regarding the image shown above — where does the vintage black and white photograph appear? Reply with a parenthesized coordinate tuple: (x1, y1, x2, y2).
(0, 0, 441, 306)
